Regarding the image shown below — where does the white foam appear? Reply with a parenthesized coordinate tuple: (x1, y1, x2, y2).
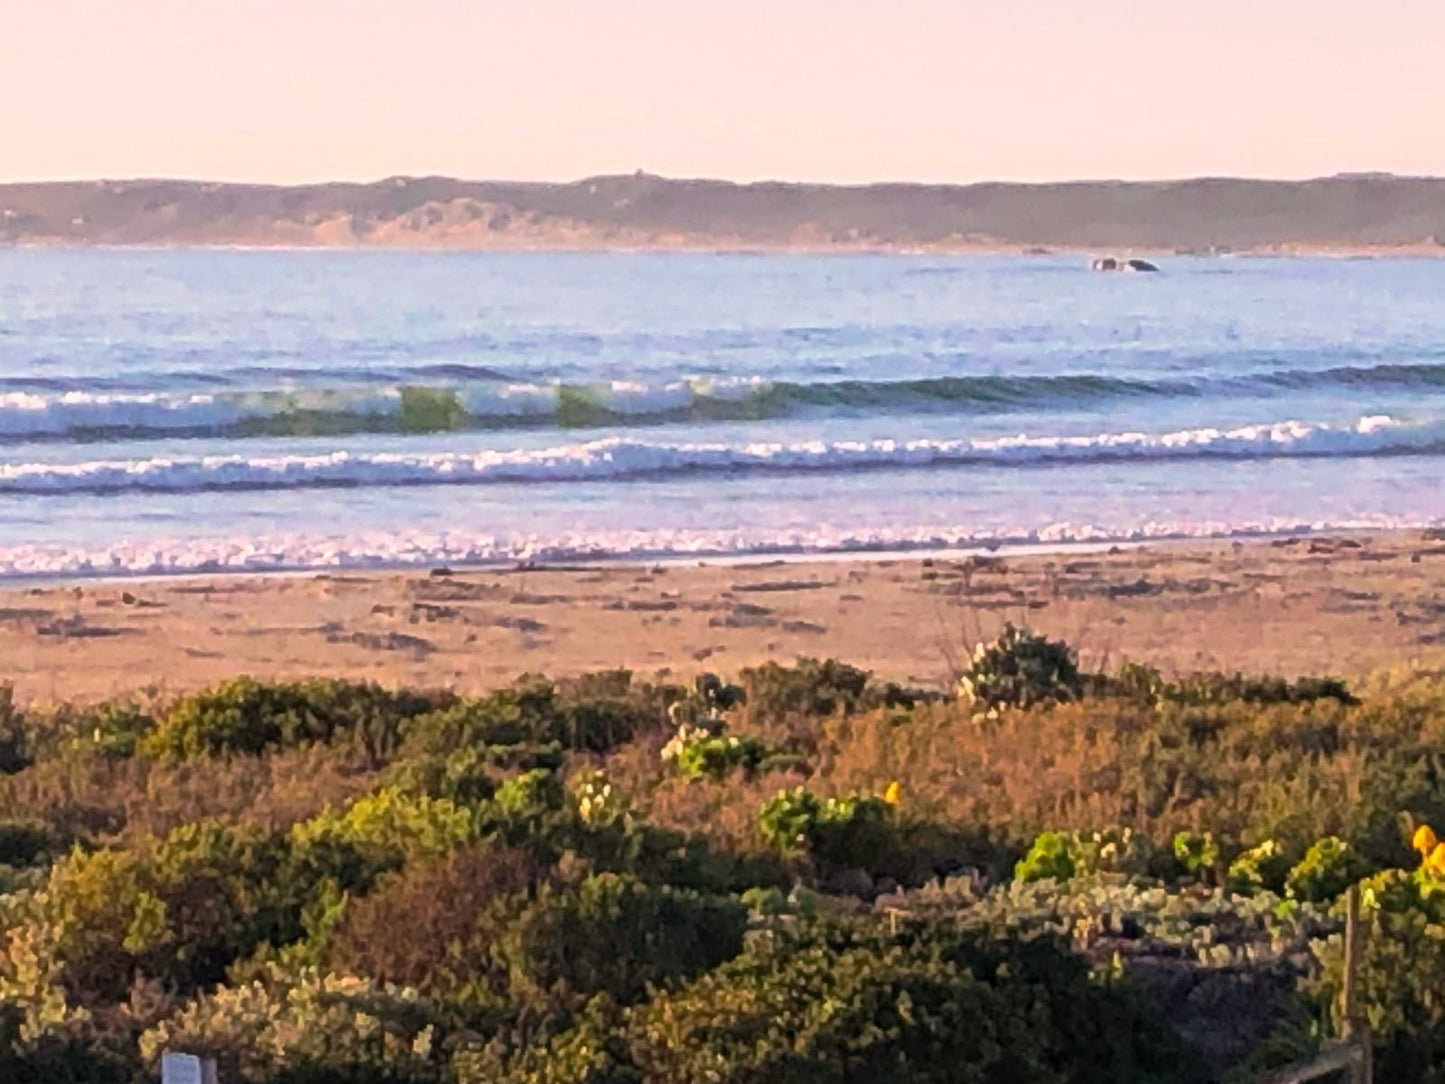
(0, 512, 1437, 581)
(0, 414, 1439, 494)
(0, 390, 249, 436)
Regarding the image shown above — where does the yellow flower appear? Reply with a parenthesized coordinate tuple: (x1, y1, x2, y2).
(1430, 843, 1445, 880)
(1414, 824, 1438, 857)
(883, 781, 902, 806)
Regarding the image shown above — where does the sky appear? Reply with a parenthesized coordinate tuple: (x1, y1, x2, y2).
(4, 0, 1443, 185)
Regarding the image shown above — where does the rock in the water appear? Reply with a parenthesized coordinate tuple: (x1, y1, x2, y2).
(1092, 256, 1160, 272)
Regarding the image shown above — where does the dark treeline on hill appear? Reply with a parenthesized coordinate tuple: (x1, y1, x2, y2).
(3, 172, 1445, 250)
(4, 632, 1445, 1082)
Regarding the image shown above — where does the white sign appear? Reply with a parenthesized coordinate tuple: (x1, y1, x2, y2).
(162, 1051, 218, 1084)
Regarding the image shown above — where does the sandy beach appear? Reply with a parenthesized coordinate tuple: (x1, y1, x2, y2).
(4, 530, 1444, 706)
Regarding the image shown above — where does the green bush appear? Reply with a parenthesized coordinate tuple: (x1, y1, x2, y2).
(662, 723, 768, 781)
(1310, 867, 1445, 1083)
(499, 919, 1207, 1084)
(1228, 840, 1295, 895)
(0, 821, 322, 1016)
(758, 786, 896, 873)
(1014, 830, 1078, 882)
(142, 677, 440, 762)
(1103, 663, 1355, 708)
(0, 684, 29, 774)
(665, 672, 745, 729)
(7, 655, 1445, 1082)
(400, 672, 658, 760)
(740, 658, 871, 720)
(958, 624, 1081, 710)
(290, 787, 478, 879)
(1172, 830, 1219, 876)
(490, 872, 747, 1012)
(1014, 828, 1157, 883)
(140, 965, 447, 1084)
(1285, 836, 1368, 903)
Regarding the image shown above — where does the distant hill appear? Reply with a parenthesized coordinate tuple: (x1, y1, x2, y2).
(2, 172, 1444, 252)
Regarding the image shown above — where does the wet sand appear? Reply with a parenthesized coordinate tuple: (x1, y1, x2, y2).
(4, 532, 1445, 706)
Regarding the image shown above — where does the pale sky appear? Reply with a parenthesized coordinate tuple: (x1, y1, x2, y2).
(5, 0, 1443, 185)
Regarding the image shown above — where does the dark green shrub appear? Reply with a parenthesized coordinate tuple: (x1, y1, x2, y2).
(758, 786, 897, 873)
(508, 919, 1206, 1084)
(401, 672, 657, 760)
(1102, 663, 1356, 708)
(142, 677, 440, 762)
(0, 683, 30, 774)
(0, 818, 52, 868)
(491, 872, 747, 1011)
(740, 658, 871, 720)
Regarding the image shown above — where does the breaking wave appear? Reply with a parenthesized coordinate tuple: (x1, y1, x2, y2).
(2, 414, 1439, 496)
(5, 361, 1445, 441)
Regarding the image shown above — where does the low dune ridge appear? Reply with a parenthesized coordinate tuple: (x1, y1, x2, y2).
(3, 172, 1445, 252)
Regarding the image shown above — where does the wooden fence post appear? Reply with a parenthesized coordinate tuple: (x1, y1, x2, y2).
(1341, 883, 1372, 1084)
(1256, 883, 1372, 1084)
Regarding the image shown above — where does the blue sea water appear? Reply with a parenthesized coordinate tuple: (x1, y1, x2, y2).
(1, 249, 1443, 578)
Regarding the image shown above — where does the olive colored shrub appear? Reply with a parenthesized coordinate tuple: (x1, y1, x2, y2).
(740, 658, 873, 720)
(328, 843, 539, 993)
(0, 684, 29, 774)
(400, 671, 663, 761)
(1228, 839, 1295, 895)
(490, 872, 747, 1013)
(497, 918, 1207, 1084)
(140, 965, 448, 1084)
(1103, 662, 1356, 708)
(142, 677, 441, 762)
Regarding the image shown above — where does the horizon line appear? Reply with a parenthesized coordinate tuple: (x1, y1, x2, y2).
(2, 169, 1441, 190)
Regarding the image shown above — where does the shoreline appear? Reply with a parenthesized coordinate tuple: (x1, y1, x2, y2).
(4, 522, 1433, 589)
(5, 528, 1444, 708)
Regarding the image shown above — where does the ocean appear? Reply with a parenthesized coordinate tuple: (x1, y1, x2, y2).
(1, 249, 1443, 580)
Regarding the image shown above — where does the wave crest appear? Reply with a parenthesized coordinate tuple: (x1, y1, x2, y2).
(5, 362, 1445, 441)
(1, 414, 1438, 496)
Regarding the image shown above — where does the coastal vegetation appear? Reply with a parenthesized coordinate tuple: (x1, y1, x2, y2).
(3, 629, 1445, 1081)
